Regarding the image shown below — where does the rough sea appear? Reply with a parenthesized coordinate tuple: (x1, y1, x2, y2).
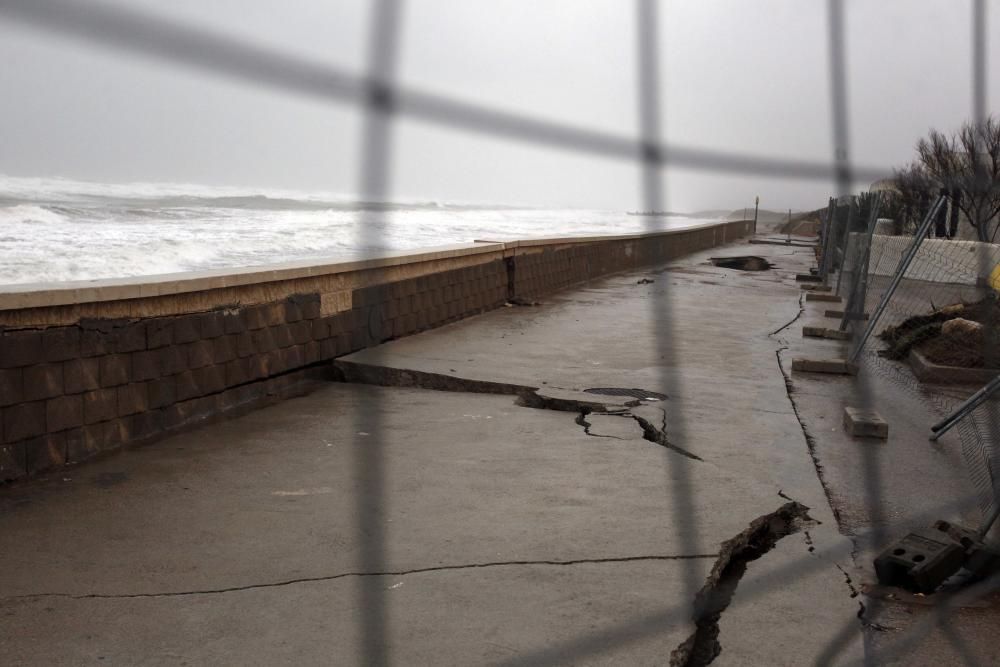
(0, 175, 721, 285)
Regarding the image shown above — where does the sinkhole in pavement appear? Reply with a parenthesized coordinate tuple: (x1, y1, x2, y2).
(709, 256, 773, 271)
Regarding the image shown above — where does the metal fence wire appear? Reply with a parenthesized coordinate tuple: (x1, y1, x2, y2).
(832, 193, 1000, 525)
(0, 0, 996, 665)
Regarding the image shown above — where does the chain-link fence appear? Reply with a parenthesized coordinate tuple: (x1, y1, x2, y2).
(830, 192, 1000, 527)
(0, 0, 996, 664)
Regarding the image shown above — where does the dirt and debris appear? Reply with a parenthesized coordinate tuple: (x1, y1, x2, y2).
(879, 297, 1000, 367)
(505, 297, 541, 307)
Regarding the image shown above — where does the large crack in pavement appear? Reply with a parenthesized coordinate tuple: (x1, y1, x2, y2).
(772, 347, 844, 529)
(670, 501, 815, 667)
(335, 359, 704, 461)
(768, 283, 869, 644)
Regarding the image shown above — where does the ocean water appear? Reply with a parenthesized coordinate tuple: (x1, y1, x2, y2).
(0, 176, 721, 286)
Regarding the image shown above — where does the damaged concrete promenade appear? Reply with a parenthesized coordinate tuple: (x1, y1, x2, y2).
(2, 236, 977, 664)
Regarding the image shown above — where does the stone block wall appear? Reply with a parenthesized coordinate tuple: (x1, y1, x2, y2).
(0, 221, 750, 481)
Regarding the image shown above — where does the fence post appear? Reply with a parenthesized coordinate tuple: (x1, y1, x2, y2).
(820, 198, 841, 282)
(929, 374, 1000, 441)
(837, 193, 882, 324)
(847, 195, 946, 364)
(819, 197, 837, 283)
(834, 198, 858, 293)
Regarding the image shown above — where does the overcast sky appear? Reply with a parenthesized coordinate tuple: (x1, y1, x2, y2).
(0, 0, 995, 212)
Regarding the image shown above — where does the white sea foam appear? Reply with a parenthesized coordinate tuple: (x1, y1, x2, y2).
(0, 175, 722, 285)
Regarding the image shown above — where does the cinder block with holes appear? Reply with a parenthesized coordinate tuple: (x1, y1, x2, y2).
(843, 407, 888, 438)
(874, 530, 965, 593)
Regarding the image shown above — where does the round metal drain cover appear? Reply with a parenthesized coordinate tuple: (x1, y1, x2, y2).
(583, 387, 667, 401)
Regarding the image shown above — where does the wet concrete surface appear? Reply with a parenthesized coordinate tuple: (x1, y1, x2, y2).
(1, 235, 991, 664)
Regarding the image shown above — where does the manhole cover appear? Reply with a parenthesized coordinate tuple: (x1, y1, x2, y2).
(583, 387, 667, 401)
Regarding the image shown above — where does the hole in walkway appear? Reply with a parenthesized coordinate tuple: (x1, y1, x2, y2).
(583, 387, 667, 401)
(709, 256, 773, 271)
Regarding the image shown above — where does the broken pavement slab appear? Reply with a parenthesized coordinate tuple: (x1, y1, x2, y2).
(0, 239, 870, 664)
(843, 407, 889, 439)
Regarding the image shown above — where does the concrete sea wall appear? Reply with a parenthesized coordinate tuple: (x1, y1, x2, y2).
(0, 220, 751, 481)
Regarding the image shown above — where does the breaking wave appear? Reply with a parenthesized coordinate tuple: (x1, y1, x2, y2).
(0, 174, 721, 285)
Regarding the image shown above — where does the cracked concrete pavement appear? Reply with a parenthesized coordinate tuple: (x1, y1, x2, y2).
(0, 238, 882, 665)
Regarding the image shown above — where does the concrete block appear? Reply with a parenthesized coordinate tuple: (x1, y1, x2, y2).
(236, 331, 255, 358)
(303, 341, 321, 365)
(800, 284, 832, 292)
(0, 368, 23, 407)
(212, 335, 239, 364)
(300, 296, 321, 320)
(795, 273, 823, 283)
(252, 328, 277, 354)
(262, 303, 286, 328)
(186, 340, 215, 370)
(161, 347, 188, 376)
(802, 326, 852, 341)
(805, 292, 842, 303)
(65, 422, 111, 464)
(83, 388, 118, 424)
(241, 305, 269, 331)
(146, 319, 174, 349)
(272, 325, 293, 350)
(117, 383, 149, 417)
(147, 377, 177, 409)
(791, 357, 858, 375)
(825, 309, 869, 320)
(2, 401, 46, 443)
(23, 363, 64, 401)
(843, 407, 888, 438)
(283, 300, 303, 323)
(24, 433, 66, 474)
(128, 410, 165, 442)
(199, 365, 226, 394)
(99, 354, 131, 387)
(46, 394, 84, 432)
(283, 345, 305, 371)
(0, 330, 43, 368)
(41, 327, 81, 362)
(311, 318, 330, 341)
(174, 371, 201, 402)
(64, 358, 101, 394)
(174, 316, 202, 344)
(223, 311, 246, 335)
(198, 311, 227, 339)
(116, 323, 148, 353)
(291, 321, 312, 346)
(320, 338, 339, 360)
(131, 349, 163, 382)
